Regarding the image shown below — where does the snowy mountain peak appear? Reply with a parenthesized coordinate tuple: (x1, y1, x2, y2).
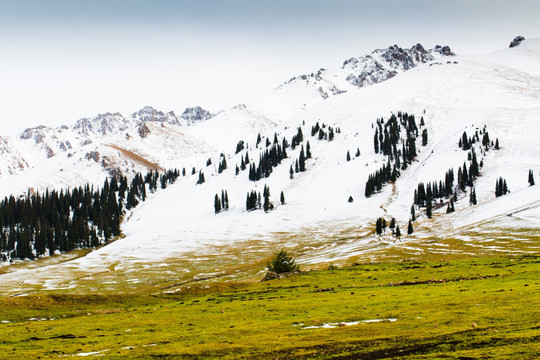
(342, 43, 454, 88)
(131, 106, 180, 125)
(180, 106, 214, 125)
(73, 112, 131, 137)
(509, 36, 525, 48)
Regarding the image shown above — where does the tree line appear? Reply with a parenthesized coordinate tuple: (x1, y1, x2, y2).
(0, 169, 180, 262)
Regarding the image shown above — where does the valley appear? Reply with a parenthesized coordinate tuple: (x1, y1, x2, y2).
(0, 37, 538, 358)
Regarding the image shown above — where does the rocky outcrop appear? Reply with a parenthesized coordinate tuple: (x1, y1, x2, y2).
(73, 112, 130, 137)
(509, 36, 525, 48)
(131, 106, 180, 125)
(138, 123, 151, 138)
(343, 43, 455, 88)
(85, 151, 100, 163)
(181, 106, 214, 125)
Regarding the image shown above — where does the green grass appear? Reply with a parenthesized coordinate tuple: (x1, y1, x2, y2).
(1, 255, 538, 359)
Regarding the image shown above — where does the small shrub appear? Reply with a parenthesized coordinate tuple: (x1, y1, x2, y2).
(267, 250, 299, 274)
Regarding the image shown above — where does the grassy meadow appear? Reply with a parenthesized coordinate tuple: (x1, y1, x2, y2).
(0, 255, 538, 359)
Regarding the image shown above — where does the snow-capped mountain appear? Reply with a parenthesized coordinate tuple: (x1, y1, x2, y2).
(341, 43, 455, 88)
(0, 42, 455, 195)
(1, 38, 539, 292)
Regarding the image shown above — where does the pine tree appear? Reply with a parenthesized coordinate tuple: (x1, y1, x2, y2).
(290, 165, 294, 179)
(407, 219, 413, 235)
(346, 151, 351, 161)
(355, 148, 360, 157)
(426, 195, 432, 219)
(422, 128, 428, 146)
(306, 141, 312, 158)
(263, 185, 271, 212)
(280, 191, 285, 205)
(375, 218, 383, 235)
(529, 169, 535, 186)
(299, 146, 306, 172)
(411, 205, 416, 221)
(197, 170, 205, 185)
(469, 188, 477, 205)
(395, 225, 401, 238)
(214, 194, 221, 214)
(495, 138, 500, 150)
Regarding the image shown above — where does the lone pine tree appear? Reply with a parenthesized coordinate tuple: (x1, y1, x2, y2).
(426, 195, 433, 219)
(214, 194, 221, 214)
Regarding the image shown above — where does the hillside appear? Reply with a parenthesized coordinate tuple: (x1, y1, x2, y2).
(0, 39, 539, 294)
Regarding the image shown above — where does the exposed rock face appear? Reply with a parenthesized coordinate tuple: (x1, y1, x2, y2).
(181, 106, 214, 125)
(85, 151, 100, 162)
(432, 45, 456, 56)
(509, 36, 525, 48)
(343, 43, 455, 88)
(73, 113, 130, 137)
(131, 106, 180, 125)
(138, 123, 151, 138)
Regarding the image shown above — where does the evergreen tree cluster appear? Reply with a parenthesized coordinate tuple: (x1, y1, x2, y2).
(413, 169, 455, 206)
(364, 159, 399, 197)
(0, 168, 180, 262)
(366, 112, 424, 198)
(413, 144, 483, 219)
(239, 152, 250, 172)
(246, 190, 261, 211)
(218, 155, 228, 174)
(214, 190, 229, 214)
(495, 177, 509, 197)
(374, 217, 404, 238)
(246, 186, 282, 213)
(290, 127, 304, 149)
(310, 122, 339, 141)
(459, 126, 499, 151)
(248, 142, 288, 181)
(457, 149, 480, 191)
(375, 217, 387, 235)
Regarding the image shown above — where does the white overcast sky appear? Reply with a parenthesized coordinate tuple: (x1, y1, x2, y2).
(0, 0, 539, 135)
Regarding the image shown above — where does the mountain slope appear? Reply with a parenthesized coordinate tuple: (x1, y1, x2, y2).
(0, 43, 454, 197)
(0, 40, 539, 293)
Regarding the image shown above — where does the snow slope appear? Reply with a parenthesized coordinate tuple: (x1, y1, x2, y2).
(0, 39, 539, 293)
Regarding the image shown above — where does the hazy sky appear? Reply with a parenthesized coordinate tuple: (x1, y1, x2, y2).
(1, 0, 539, 135)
